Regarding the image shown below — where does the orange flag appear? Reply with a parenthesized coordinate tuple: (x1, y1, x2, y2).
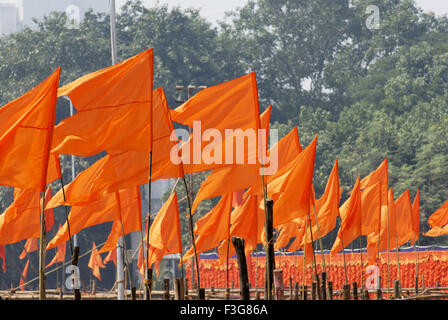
(360, 159, 389, 206)
(246, 127, 303, 200)
(424, 198, 448, 237)
(217, 195, 265, 263)
(19, 259, 30, 291)
(46, 150, 148, 209)
(0, 245, 5, 272)
(146, 192, 182, 272)
(182, 193, 233, 263)
(47, 88, 182, 210)
(19, 238, 38, 259)
(304, 160, 342, 244)
(190, 106, 271, 213)
(0, 187, 56, 245)
(424, 225, 448, 237)
(267, 135, 317, 227)
(47, 187, 139, 250)
(331, 175, 362, 254)
(427, 199, 448, 228)
(99, 187, 143, 254)
(0, 68, 59, 191)
(103, 249, 117, 267)
(88, 242, 105, 281)
(52, 49, 153, 156)
(394, 189, 414, 247)
(150, 88, 184, 181)
(274, 220, 300, 251)
(43, 187, 54, 232)
(411, 189, 420, 242)
(370, 188, 397, 253)
(171, 72, 262, 174)
(46, 240, 66, 268)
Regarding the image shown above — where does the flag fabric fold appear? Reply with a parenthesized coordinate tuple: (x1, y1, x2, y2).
(0, 68, 60, 191)
(52, 49, 153, 156)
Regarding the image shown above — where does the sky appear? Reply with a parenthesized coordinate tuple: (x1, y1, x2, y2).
(114, 0, 448, 23)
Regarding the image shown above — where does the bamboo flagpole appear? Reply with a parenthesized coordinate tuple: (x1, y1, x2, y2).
(108, 0, 127, 301)
(311, 202, 328, 278)
(182, 174, 201, 291)
(57, 168, 74, 258)
(306, 213, 319, 281)
(38, 188, 48, 300)
(301, 217, 309, 299)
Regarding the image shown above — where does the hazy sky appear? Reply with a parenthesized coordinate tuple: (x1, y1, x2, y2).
(114, 0, 448, 23)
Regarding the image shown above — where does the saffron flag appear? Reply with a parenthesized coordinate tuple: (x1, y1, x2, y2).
(47, 87, 182, 209)
(331, 175, 362, 255)
(183, 194, 233, 263)
(88, 242, 105, 281)
(99, 187, 143, 254)
(424, 198, 448, 237)
(274, 220, 300, 251)
(19, 259, 30, 291)
(411, 189, 420, 242)
(47, 187, 139, 250)
(394, 189, 414, 247)
(46, 240, 66, 268)
(217, 194, 265, 263)
(146, 192, 182, 272)
(424, 225, 448, 237)
(103, 249, 117, 267)
(360, 159, 389, 206)
(52, 49, 153, 156)
(46, 151, 148, 209)
(150, 88, 184, 181)
(367, 188, 397, 254)
(0, 188, 56, 245)
(190, 106, 271, 214)
(171, 72, 262, 174)
(19, 238, 38, 259)
(427, 199, 448, 228)
(0, 68, 60, 191)
(267, 135, 317, 227)
(301, 160, 342, 245)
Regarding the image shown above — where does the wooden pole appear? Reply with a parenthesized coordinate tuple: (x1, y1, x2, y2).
(306, 213, 319, 283)
(311, 203, 327, 277)
(273, 269, 284, 300)
(163, 279, 170, 300)
(301, 218, 309, 299)
(394, 235, 401, 296)
(231, 236, 250, 300)
(339, 229, 349, 285)
(144, 152, 153, 300)
(264, 199, 275, 300)
(320, 271, 327, 301)
(352, 281, 358, 300)
(38, 190, 47, 300)
(414, 237, 420, 294)
(58, 174, 74, 257)
(182, 176, 201, 291)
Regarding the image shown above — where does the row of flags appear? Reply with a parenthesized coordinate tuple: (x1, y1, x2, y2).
(0, 45, 447, 291)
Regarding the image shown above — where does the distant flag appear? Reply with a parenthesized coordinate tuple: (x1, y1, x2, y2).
(19, 259, 30, 291)
(88, 242, 105, 281)
(19, 238, 38, 260)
